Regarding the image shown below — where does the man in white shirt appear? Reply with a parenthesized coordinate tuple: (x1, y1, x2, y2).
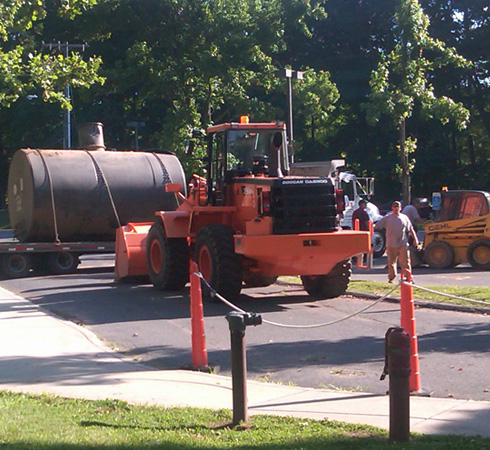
(402, 198, 425, 227)
(375, 201, 420, 283)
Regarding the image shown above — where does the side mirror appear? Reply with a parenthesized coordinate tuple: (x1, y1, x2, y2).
(272, 132, 283, 149)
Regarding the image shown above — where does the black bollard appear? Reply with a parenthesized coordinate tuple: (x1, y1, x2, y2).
(380, 327, 411, 442)
(226, 311, 262, 425)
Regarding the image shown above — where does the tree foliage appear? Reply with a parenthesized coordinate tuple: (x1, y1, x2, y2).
(0, 1, 104, 109)
(1, 0, 489, 208)
(364, 0, 470, 204)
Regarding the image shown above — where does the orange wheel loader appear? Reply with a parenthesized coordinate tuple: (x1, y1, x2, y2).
(115, 117, 371, 301)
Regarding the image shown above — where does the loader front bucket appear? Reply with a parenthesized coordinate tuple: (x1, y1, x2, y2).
(114, 222, 152, 281)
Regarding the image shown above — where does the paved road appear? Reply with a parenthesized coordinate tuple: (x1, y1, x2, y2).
(1, 254, 489, 402)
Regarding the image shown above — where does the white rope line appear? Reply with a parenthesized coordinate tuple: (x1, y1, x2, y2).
(194, 271, 400, 329)
(407, 281, 490, 307)
(35, 150, 60, 244)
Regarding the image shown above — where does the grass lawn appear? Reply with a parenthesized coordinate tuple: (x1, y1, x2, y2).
(1, 391, 489, 449)
(348, 279, 490, 309)
(280, 276, 490, 310)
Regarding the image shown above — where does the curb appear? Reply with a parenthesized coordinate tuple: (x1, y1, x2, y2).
(275, 279, 490, 315)
(347, 290, 490, 315)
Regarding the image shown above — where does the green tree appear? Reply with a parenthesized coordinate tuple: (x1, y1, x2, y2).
(70, 0, 338, 173)
(421, 0, 490, 191)
(364, 0, 470, 204)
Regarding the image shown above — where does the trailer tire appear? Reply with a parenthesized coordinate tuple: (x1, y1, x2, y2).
(1, 253, 32, 278)
(47, 252, 80, 274)
(301, 259, 352, 299)
(372, 230, 386, 258)
(467, 239, 490, 270)
(194, 224, 242, 302)
(424, 241, 454, 269)
(146, 220, 189, 291)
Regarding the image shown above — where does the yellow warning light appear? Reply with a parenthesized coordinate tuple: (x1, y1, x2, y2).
(239, 115, 249, 124)
(441, 186, 448, 191)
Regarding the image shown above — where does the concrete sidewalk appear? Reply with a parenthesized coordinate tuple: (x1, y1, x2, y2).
(1, 285, 489, 438)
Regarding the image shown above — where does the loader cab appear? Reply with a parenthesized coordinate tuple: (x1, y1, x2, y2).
(205, 120, 288, 206)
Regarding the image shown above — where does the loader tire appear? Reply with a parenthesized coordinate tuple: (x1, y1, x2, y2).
(146, 220, 189, 291)
(194, 224, 242, 302)
(467, 239, 490, 270)
(424, 241, 454, 269)
(301, 259, 352, 299)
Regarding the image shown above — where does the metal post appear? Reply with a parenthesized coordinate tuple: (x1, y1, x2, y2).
(380, 327, 411, 442)
(41, 41, 88, 148)
(226, 311, 262, 425)
(275, 68, 303, 163)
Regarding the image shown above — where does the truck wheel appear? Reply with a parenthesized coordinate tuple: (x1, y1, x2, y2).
(301, 259, 352, 299)
(47, 252, 80, 274)
(146, 220, 189, 291)
(0, 253, 32, 278)
(372, 230, 386, 258)
(424, 241, 454, 269)
(242, 271, 278, 288)
(194, 224, 242, 302)
(467, 239, 490, 270)
(409, 246, 423, 268)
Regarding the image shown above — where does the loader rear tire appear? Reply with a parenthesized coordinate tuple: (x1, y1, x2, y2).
(194, 224, 242, 302)
(424, 241, 454, 269)
(467, 239, 490, 270)
(301, 259, 351, 299)
(146, 220, 189, 291)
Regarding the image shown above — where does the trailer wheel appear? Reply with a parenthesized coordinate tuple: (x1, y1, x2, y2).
(194, 224, 242, 302)
(301, 259, 352, 299)
(372, 230, 386, 258)
(424, 241, 454, 269)
(146, 220, 189, 291)
(467, 239, 490, 270)
(46, 252, 80, 274)
(0, 253, 32, 278)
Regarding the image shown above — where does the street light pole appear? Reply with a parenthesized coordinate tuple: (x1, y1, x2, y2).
(42, 41, 88, 148)
(276, 68, 303, 163)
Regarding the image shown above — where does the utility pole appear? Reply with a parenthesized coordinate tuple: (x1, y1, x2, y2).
(41, 42, 88, 149)
(276, 68, 303, 163)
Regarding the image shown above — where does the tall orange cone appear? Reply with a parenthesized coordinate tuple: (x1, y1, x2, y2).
(190, 261, 208, 369)
(400, 269, 421, 392)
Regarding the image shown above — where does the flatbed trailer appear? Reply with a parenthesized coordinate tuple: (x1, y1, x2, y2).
(0, 238, 115, 278)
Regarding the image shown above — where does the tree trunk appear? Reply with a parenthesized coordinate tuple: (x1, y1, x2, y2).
(399, 117, 410, 206)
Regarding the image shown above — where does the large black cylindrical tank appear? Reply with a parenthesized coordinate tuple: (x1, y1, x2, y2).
(7, 148, 186, 242)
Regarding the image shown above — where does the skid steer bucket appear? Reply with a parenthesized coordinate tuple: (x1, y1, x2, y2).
(114, 222, 152, 280)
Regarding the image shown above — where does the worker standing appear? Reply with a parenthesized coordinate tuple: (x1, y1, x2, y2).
(402, 198, 425, 228)
(352, 199, 370, 231)
(352, 199, 370, 266)
(375, 201, 420, 283)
